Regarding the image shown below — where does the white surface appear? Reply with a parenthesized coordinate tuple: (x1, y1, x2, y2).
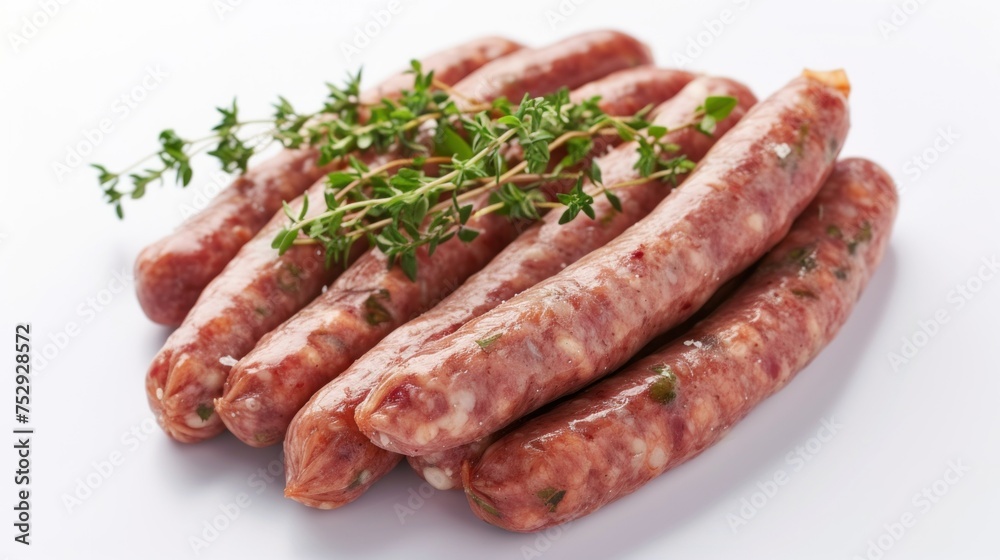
(2, 1, 998, 558)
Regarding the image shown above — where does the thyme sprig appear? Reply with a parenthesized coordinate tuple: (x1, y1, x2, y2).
(94, 59, 738, 280)
(276, 88, 736, 280)
(93, 62, 479, 218)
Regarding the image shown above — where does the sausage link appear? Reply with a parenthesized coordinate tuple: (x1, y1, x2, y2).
(279, 72, 750, 509)
(135, 37, 523, 326)
(355, 70, 852, 455)
(203, 33, 656, 446)
(465, 158, 898, 531)
(145, 40, 525, 442)
(404, 76, 757, 490)
(454, 30, 651, 108)
(225, 66, 682, 450)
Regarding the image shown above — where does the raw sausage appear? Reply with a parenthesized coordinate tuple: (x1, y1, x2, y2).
(280, 73, 753, 508)
(354, 70, 852, 455)
(404, 76, 757, 489)
(465, 157, 898, 531)
(145, 40, 523, 442)
(223, 66, 688, 450)
(148, 31, 654, 443)
(135, 37, 523, 325)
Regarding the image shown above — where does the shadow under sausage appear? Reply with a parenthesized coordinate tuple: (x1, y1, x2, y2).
(534, 247, 900, 559)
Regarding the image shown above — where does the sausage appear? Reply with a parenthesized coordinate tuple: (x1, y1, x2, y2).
(465, 158, 899, 531)
(404, 76, 758, 490)
(453, 30, 651, 108)
(279, 72, 751, 509)
(134, 36, 523, 326)
(224, 66, 685, 450)
(145, 40, 524, 443)
(148, 32, 654, 444)
(354, 70, 853, 456)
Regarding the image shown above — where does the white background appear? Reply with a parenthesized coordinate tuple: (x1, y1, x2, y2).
(2, 0, 998, 558)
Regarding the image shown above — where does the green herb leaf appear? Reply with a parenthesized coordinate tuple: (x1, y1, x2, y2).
(536, 487, 566, 512)
(475, 333, 503, 351)
(649, 364, 678, 405)
(196, 403, 214, 421)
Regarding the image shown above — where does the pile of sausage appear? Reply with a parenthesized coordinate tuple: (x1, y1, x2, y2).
(139, 30, 898, 531)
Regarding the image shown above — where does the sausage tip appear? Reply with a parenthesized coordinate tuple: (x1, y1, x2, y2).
(802, 68, 851, 97)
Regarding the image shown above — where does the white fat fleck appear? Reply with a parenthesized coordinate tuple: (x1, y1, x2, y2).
(185, 413, 208, 428)
(683, 340, 704, 349)
(630, 438, 647, 456)
(155, 387, 164, 400)
(648, 447, 668, 470)
(321, 285, 328, 294)
(525, 338, 543, 360)
(204, 372, 225, 390)
(254, 369, 273, 383)
(746, 212, 765, 233)
(357, 469, 371, 485)
(219, 355, 238, 367)
(414, 422, 442, 446)
(728, 340, 749, 359)
(423, 467, 455, 490)
(450, 390, 476, 413)
(380, 433, 393, 449)
(773, 143, 792, 159)
(556, 334, 587, 363)
(432, 392, 472, 437)
(663, 266, 679, 285)
(243, 397, 260, 412)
